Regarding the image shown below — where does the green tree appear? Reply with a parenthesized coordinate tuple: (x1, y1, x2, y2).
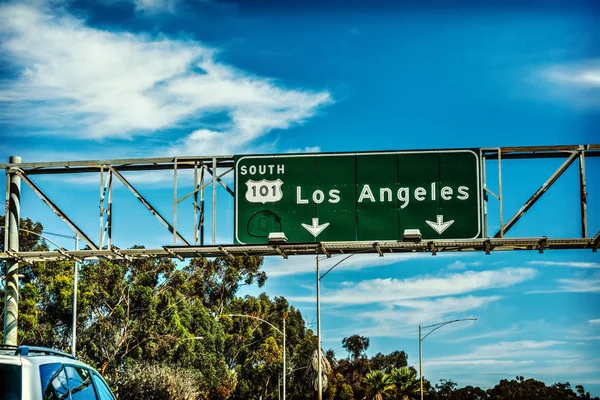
(363, 370, 393, 400)
(219, 293, 307, 400)
(453, 385, 488, 400)
(371, 350, 408, 372)
(342, 334, 370, 360)
(436, 379, 458, 399)
(390, 366, 419, 400)
(117, 364, 201, 400)
(183, 256, 266, 315)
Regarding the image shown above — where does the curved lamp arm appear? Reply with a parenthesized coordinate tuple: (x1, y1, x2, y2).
(421, 318, 477, 341)
(18, 228, 65, 251)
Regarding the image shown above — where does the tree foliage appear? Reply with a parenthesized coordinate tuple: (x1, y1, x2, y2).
(2, 216, 599, 400)
(342, 334, 370, 360)
(362, 370, 393, 400)
(117, 364, 201, 400)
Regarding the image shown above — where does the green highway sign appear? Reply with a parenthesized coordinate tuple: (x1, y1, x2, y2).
(234, 149, 482, 244)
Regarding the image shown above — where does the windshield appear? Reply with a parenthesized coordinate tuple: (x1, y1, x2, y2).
(0, 363, 22, 400)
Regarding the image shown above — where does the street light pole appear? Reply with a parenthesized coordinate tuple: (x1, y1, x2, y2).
(316, 255, 322, 400)
(419, 324, 423, 400)
(418, 318, 477, 400)
(283, 315, 286, 400)
(71, 234, 80, 356)
(316, 253, 355, 399)
(226, 314, 286, 400)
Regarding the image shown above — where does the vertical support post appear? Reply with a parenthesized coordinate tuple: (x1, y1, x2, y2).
(283, 316, 286, 400)
(72, 234, 80, 356)
(108, 171, 112, 248)
(173, 158, 178, 246)
(579, 151, 588, 238)
(317, 255, 322, 400)
(99, 166, 104, 249)
(200, 166, 205, 246)
(3, 156, 21, 346)
(419, 325, 423, 400)
(498, 148, 504, 238)
(212, 157, 217, 245)
(482, 153, 488, 238)
(193, 162, 198, 245)
(3, 169, 9, 252)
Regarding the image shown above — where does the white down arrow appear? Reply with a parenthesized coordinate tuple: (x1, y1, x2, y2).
(425, 215, 454, 235)
(301, 218, 330, 238)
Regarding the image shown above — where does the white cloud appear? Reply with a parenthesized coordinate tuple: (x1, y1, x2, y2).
(447, 260, 466, 270)
(358, 295, 497, 326)
(285, 146, 321, 154)
(468, 340, 566, 356)
(528, 276, 600, 294)
(528, 260, 600, 269)
(262, 253, 459, 278)
(0, 3, 331, 153)
(427, 359, 534, 367)
(540, 59, 600, 107)
(444, 324, 520, 343)
(426, 340, 571, 368)
(290, 267, 537, 305)
(589, 318, 600, 325)
(358, 296, 501, 325)
(544, 60, 600, 87)
(133, 0, 177, 12)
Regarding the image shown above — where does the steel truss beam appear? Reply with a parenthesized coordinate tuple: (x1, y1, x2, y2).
(0, 238, 596, 262)
(14, 170, 99, 250)
(108, 166, 190, 246)
(482, 145, 599, 240)
(492, 151, 579, 238)
(1, 145, 599, 261)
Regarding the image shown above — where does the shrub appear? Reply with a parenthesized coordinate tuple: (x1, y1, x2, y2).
(117, 363, 201, 400)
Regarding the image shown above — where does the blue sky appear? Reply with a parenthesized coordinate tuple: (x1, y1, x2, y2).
(1, 0, 599, 394)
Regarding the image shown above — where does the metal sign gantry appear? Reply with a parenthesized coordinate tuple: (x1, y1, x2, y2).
(0, 145, 598, 264)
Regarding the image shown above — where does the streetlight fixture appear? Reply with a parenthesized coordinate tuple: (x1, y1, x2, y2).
(418, 317, 477, 400)
(225, 313, 287, 400)
(316, 253, 355, 400)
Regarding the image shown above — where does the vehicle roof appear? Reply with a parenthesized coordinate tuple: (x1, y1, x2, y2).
(0, 346, 101, 372)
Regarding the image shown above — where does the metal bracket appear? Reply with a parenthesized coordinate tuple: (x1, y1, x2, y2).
(110, 247, 131, 261)
(428, 241, 437, 256)
(373, 242, 383, 257)
(57, 248, 83, 263)
(218, 246, 236, 261)
(484, 239, 492, 255)
(163, 247, 184, 261)
(274, 246, 288, 259)
(537, 237, 548, 254)
(593, 232, 600, 253)
(319, 243, 331, 258)
(5, 250, 33, 265)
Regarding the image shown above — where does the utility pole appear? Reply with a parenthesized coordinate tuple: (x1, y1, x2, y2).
(72, 234, 80, 356)
(3, 156, 21, 345)
(419, 325, 423, 400)
(419, 318, 477, 400)
(283, 315, 286, 400)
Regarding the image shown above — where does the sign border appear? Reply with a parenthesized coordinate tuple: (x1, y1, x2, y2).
(235, 149, 482, 244)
